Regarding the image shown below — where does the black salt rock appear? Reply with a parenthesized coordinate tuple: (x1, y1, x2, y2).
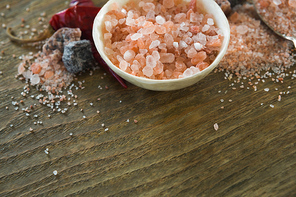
(62, 40, 95, 73)
(43, 27, 81, 56)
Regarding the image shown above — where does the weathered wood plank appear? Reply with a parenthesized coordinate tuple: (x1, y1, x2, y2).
(0, 0, 296, 196)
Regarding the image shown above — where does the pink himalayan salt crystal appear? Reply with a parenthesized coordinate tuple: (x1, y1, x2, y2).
(289, 0, 296, 7)
(149, 40, 160, 49)
(191, 51, 207, 65)
(173, 42, 178, 49)
(119, 60, 130, 71)
(105, 21, 112, 32)
(150, 33, 159, 41)
(159, 43, 166, 50)
(194, 42, 203, 51)
(202, 24, 210, 32)
(182, 66, 200, 77)
(146, 55, 157, 68)
(163, 0, 174, 8)
(142, 2, 155, 12)
(174, 13, 187, 23)
(131, 60, 141, 72)
(160, 53, 175, 63)
(184, 37, 193, 45)
(272, 0, 282, 5)
(105, 47, 114, 55)
(183, 68, 193, 77)
(18, 63, 26, 74)
(139, 49, 148, 54)
(207, 18, 214, 25)
(30, 74, 40, 85)
(164, 34, 174, 47)
(180, 22, 189, 31)
(156, 15, 166, 24)
(119, 18, 125, 24)
(143, 66, 153, 77)
(236, 25, 249, 35)
(154, 61, 164, 74)
(131, 33, 143, 40)
(146, 10, 156, 20)
(187, 48, 197, 58)
(124, 50, 135, 62)
(155, 25, 166, 34)
(104, 33, 112, 39)
(193, 33, 207, 45)
(141, 25, 156, 35)
(175, 61, 186, 72)
(164, 69, 172, 78)
(179, 41, 188, 49)
(152, 51, 160, 60)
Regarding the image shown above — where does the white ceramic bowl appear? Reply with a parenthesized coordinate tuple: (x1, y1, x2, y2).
(93, 0, 230, 91)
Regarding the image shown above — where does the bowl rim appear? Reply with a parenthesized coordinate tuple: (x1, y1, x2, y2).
(93, 0, 230, 84)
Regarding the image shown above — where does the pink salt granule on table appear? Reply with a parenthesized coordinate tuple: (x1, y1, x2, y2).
(18, 28, 81, 93)
(102, 0, 223, 80)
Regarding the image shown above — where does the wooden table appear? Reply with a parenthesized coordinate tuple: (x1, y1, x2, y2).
(1, 0, 296, 196)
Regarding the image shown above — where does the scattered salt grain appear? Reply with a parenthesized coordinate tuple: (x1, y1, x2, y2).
(214, 123, 219, 131)
(53, 170, 58, 175)
(264, 88, 269, 92)
(270, 104, 275, 108)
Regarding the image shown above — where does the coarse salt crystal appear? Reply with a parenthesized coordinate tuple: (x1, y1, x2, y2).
(123, 50, 135, 62)
(119, 60, 130, 71)
(202, 25, 210, 32)
(152, 51, 160, 60)
(53, 170, 58, 175)
(146, 55, 157, 68)
(194, 43, 203, 51)
(149, 40, 160, 49)
(142, 66, 153, 77)
(273, 0, 282, 5)
(183, 68, 193, 77)
(163, 0, 174, 8)
(179, 41, 188, 49)
(207, 18, 214, 25)
(173, 42, 178, 49)
(105, 21, 112, 32)
(156, 15, 166, 24)
(131, 33, 143, 40)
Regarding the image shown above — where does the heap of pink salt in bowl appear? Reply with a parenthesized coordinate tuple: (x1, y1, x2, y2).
(103, 0, 224, 80)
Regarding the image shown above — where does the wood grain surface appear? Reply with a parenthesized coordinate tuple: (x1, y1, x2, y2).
(0, 0, 296, 196)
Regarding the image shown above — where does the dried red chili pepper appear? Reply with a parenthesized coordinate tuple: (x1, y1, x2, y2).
(7, 0, 127, 88)
(70, 0, 95, 7)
